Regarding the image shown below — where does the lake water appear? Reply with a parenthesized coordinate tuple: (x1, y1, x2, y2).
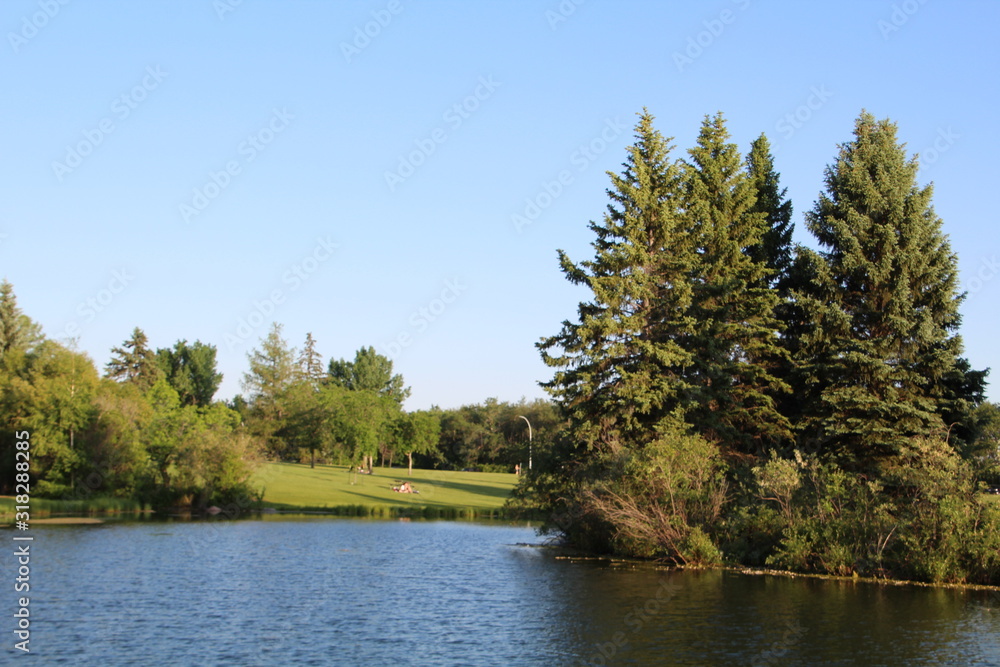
(5, 518, 1000, 665)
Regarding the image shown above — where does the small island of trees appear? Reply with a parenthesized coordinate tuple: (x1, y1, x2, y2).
(510, 109, 1000, 585)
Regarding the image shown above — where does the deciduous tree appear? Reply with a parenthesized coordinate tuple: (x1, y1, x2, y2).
(328, 345, 410, 405)
(398, 410, 441, 476)
(156, 339, 223, 407)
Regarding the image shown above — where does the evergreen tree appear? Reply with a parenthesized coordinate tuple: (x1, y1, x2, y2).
(0, 280, 24, 359)
(746, 134, 799, 435)
(242, 323, 296, 411)
(746, 134, 794, 290)
(681, 113, 791, 452)
(105, 327, 163, 391)
(242, 323, 297, 456)
(794, 111, 987, 468)
(297, 332, 325, 387)
(0, 280, 42, 363)
(538, 109, 694, 456)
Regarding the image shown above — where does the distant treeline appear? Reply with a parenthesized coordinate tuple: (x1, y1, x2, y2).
(509, 109, 1000, 585)
(0, 295, 559, 508)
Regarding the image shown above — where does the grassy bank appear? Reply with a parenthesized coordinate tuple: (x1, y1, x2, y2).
(0, 464, 521, 521)
(0, 496, 151, 518)
(253, 462, 519, 518)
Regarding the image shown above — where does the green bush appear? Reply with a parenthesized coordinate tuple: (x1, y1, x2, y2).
(579, 429, 728, 565)
(764, 456, 895, 577)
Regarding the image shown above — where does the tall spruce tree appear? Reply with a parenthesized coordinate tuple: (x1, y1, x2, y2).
(297, 332, 325, 387)
(0, 280, 43, 364)
(538, 109, 695, 456)
(746, 134, 799, 436)
(746, 134, 794, 290)
(794, 111, 986, 468)
(680, 113, 791, 452)
(0, 280, 24, 359)
(105, 327, 163, 391)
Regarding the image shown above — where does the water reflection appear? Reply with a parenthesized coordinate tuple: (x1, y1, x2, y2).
(6, 519, 999, 665)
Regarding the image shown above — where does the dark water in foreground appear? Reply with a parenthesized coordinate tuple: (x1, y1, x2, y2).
(4, 518, 1000, 665)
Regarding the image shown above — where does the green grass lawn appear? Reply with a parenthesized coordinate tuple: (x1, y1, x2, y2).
(254, 462, 519, 512)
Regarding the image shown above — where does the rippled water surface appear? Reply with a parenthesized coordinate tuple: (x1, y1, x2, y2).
(6, 518, 1000, 665)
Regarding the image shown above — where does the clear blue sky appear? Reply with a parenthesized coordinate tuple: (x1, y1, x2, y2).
(2, 0, 998, 409)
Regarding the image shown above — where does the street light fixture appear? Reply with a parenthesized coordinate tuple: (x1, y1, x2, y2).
(517, 415, 532, 471)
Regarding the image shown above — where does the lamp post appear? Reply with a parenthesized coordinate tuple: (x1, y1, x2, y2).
(517, 415, 532, 471)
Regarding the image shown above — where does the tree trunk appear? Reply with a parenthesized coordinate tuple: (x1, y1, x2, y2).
(408, 452, 413, 476)
(310, 447, 315, 468)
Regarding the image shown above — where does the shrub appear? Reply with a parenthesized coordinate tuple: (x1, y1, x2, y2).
(580, 429, 728, 565)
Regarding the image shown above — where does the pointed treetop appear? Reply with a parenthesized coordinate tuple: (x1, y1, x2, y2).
(298, 332, 325, 386)
(746, 133, 794, 287)
(106, 326, 163, 391)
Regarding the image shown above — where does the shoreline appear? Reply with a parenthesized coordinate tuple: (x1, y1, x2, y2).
(548, 546, 1000, 592)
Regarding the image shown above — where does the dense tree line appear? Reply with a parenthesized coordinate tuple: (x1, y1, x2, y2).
(236, 324, 436, 473)
(0, 300, 255, 507)
(236, 323, 562, 473)
(517, 109, 1000, 584)
(432, 398, 562, 472)
(0, 300, 556, 507)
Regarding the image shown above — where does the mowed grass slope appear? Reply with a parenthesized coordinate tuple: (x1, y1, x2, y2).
(254, 463, 518, 511)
